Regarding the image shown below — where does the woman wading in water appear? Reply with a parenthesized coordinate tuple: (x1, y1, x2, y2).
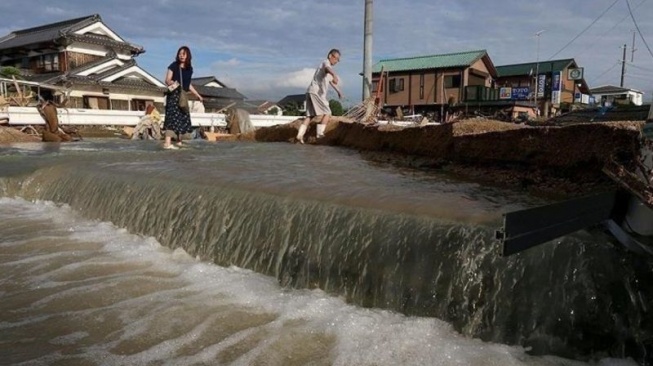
(163, 46, 203, 149)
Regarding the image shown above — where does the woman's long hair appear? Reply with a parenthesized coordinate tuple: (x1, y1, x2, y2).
(175, 46, 193, 69)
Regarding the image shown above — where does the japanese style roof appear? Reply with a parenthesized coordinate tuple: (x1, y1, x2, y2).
(56, 75, 165, 92)
(496, 59, 576, 77)
(191, 76, 228, 88)
(277, 94, 305, 107)
(372, 50, 495, 75)
(192, 84, 246, 100)
(238, 100, 266, 114)
(203, 99, 248, 111)
(0, 14, 143, 55)
(251, 100, 278, 110)
(24, 72, 64, 84)
(237, 100, 279, 114)
(23, 56, 166, 92)
(590, 85, 643, 94)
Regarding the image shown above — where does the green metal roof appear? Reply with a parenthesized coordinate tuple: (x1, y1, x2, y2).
(372, 50, 489, 73)
(496, 59, 575, 77)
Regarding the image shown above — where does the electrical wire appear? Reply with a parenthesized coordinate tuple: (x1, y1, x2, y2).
(589, 61, 620, 84)
(572, 0, 647, 56)
(548, 0, 620, 60)
(625, 73, 653, 81)
(626, 0, 653, 60)
(626, 62, 653, 73)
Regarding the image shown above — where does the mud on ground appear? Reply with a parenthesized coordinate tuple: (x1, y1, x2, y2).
(253, 118, 644, 198)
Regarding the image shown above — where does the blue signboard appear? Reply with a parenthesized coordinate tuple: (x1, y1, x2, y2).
(511, 87, 530, 100)
(552, 71, 562, 104)
(552, 72, 561, 92)
(537, 74, 546, 97)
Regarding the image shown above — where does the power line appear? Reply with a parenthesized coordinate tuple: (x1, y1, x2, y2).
(571, 0, 647, 58)
(590, 61, 621, 84)
(626, 61, 653, 73)
(625, 73, 653, 80)
(626, 0, 653, 60)
(548, 0, 620, 60)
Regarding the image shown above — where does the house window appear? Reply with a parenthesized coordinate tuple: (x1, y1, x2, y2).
(444, 75, 461, 88)
(389, 78, 404, 93)
(131, 99, 154, 111)
(36, 54, 59, 72)
(83, 96, 110, 110)
(419, 74, 425, 99)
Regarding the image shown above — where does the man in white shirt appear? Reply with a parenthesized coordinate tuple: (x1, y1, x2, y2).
(296, 49, 343, 144)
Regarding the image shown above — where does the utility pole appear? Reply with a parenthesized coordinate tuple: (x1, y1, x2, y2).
(362, 0, 373, 101)
(631, 30, 637, 63)
(620, 43, 627, 87)
(534, 30, 544, 116)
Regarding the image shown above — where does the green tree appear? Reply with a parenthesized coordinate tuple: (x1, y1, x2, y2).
(282, 102, 301, 116)
(267, 106, 280, 115)
(329, 99, 344, 116)
(0, 66, 22, 79)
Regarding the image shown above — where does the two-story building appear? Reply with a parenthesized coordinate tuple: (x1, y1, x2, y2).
(371, 49, 497, 121)
(495, 58, 590, 117)
(370, 50, 593, 121)
(0, 14, 167, 111)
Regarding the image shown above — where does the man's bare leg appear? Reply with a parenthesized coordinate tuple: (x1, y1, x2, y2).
(296, 117, 310, 144)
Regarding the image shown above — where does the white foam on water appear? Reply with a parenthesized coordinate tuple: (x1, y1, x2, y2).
(0, 197, 637, 366)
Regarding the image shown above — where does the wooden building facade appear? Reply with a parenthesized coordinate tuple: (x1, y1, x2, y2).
(371, 50, 497, 120)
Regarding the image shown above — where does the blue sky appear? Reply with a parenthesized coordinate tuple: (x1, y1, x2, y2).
(1, 0, 652, 105)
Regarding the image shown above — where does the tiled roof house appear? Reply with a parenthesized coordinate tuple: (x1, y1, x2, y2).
(0, 14, 167, 111)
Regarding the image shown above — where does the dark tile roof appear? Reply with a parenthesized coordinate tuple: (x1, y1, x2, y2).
(203, 99, 246, 111)
(92, 59, 136, 80)
(66, 33, 143, 54)
(0, 14, 99, 50)
(277, 94, 305, 107)
(496, 59, 576, 77)
(62, 75, 165, 92)
(0, 14, 142, 54)
(247, 99, 276, 108)
(236, 101, 264, 114)
(108, 78, 166, 92)
(24, 72, 64, 84)
(71, 57, 163, 87)
(191, 76, 228, 88)
(193, 84, 246, 100)
(24, 68, 165, 93)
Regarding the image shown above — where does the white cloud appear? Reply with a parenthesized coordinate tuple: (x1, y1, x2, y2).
(276, 68, 314, 89)
(1, 0, 652, 100)
(44, 7, 66, 15)
(212, 58, 241, 68)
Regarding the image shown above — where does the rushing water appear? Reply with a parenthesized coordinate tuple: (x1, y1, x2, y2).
(0, 139, 650, 365)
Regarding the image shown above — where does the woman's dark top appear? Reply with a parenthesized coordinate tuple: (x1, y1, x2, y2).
(168, 61, 193, 91)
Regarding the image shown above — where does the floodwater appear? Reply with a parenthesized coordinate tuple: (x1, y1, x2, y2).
(0, 139, 648, 365)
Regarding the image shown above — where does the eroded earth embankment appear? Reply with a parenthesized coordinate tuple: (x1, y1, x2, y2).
(250, 119, 644, 197)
